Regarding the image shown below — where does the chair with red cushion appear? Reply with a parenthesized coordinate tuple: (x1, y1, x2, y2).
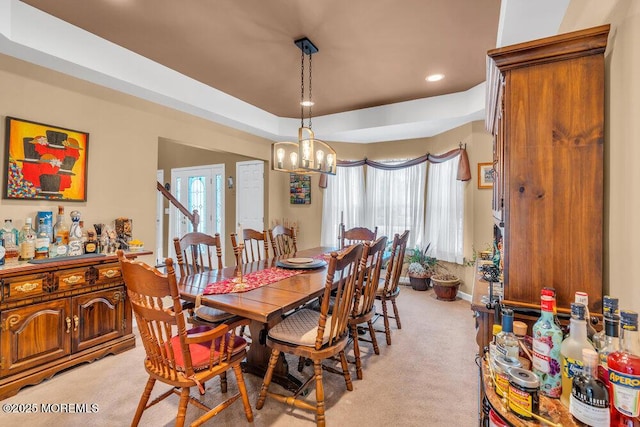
(117, 250, 253, 427)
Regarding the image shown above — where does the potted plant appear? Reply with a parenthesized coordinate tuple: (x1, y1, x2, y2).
(431, 271, 461, 301)
(406, 244, 438, 291)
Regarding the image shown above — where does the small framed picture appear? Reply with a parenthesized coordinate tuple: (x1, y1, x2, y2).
(478, 162, 494, 189)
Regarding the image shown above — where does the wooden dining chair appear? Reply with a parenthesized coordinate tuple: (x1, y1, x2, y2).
(340, 224, 378, 249)
(268, 224, 298, 257)
(174, 232, 235, 326)
(231, 228, 269, 265)
(117, 250, 253, 427)
(375, 230, 409, 345)
(256, 243, 364, 427)
(349, 235, 387, 380)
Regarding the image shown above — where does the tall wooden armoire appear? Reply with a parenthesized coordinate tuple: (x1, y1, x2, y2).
(485, 25, 610, 312)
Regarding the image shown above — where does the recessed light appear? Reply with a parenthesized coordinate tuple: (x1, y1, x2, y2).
(300, 101, 314, 107)
(426, 74, 445, 82)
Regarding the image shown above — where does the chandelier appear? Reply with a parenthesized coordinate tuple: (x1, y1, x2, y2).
(272, 37, 337, 175)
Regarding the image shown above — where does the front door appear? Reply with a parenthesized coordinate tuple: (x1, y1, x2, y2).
(169, 165, 225, 259)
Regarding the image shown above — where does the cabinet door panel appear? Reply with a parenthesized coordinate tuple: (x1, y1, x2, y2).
(72, 287, 125, 353)
(0, 299, 71, 376)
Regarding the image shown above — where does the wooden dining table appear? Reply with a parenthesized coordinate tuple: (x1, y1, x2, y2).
(177, 246, 336, 391)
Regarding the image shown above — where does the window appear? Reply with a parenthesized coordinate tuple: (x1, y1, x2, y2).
(425, 157, 464, 263)
(320, 166, 365, 247)
(365, 163, 426, 248)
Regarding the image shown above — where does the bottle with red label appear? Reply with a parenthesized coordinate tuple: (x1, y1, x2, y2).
(607, 310, 640, 426)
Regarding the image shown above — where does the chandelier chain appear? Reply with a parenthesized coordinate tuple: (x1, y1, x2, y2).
(308, 52, 312, 130)
(300, 48, 305, 129)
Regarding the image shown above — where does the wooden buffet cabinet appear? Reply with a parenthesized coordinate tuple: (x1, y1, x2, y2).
(484, 24, 609, 314)
(0, 252, 148, 399)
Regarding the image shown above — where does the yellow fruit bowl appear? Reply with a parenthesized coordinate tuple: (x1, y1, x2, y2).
(128, 239, 144, 252)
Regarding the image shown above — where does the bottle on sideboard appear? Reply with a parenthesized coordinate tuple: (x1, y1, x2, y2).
(53, 205, 69, 245)
(18, 218, 36, 261)
(570, 347, 610, 426)
(542, 287, 567, 337)
(34, 217, 50, 259)
(532, 293, 564, 398)
(0, 237, 5, 265)
(598, 312, 620, 387)
(561, 303, 596, 408)
(607, 310, 640, 427)
(0, 219, 19, 263)
(67, 210, 84, 256)
(84, 231, 97, 254)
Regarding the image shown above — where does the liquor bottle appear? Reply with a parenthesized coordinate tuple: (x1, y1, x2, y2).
(570, 347, 610, 426)
(53, 205, 69, 245)
(0, 237, 5, 265)
(51, 236, 68, 258)
(593, 295, 619, 351)
(532, 294, 564, 398)
(575, 291, 598, 342)
(496, 308, 519, 359)
(67, 210, 84, 256)
(542, 287, 567, 337)
(34, 217, 50, 259)
(513, 320, 532, 369)
(597, 312, 620, 386)
(0, 219, 19, 263)
(18, 218, 36, 261)
(561, 302, 595, 407)
(84, 231, 97, 254)
(608, 310, 640, 426)
(79, 220, 88, 244)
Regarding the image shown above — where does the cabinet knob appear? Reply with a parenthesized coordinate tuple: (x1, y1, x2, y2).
(65, 317, 71, 333)
(73, 315, 79, 331)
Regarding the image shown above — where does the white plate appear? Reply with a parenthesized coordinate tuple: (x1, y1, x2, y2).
(286, 257, 315, 264)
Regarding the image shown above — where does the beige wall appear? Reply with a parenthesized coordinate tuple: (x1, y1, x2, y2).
(561, 0, 640, 313)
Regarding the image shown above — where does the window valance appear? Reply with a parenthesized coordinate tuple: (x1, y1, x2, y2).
(318, 146, 470, 188)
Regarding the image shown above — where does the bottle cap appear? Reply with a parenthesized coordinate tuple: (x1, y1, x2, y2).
(603, 295, 619, 317)
(541, 287, 556, 297)
(492, 324, 502, 336)
(621, 310, 638, 331)
(571, 302, 586, 320)
(513, 321, 528, 336)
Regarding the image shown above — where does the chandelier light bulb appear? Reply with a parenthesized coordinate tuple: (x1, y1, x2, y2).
(276, 148, 285, 162)
(290, 151, 298, 168)
(316, 150, 324, 170)
(327, 153, 335, 169)
(302, 140, 311, 160)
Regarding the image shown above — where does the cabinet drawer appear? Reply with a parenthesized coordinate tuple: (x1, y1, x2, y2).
(96, 262, 122, 283)
(3, 273, 49, 301)
(55, 268, 89, 290)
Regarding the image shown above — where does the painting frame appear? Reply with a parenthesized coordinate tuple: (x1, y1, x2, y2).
(478, 162, 494, 189)
(289, 173, 311, 205)
(4, 116, 89, 201)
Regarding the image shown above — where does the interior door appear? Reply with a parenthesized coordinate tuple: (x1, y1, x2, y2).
(169, 165, 225, 259)
(236, 160, 264, 232)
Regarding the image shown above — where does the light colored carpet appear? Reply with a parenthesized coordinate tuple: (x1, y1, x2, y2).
(0, 286, 479, 426)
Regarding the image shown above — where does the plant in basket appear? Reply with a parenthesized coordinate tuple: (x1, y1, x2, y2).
(406, 243, 439, 291)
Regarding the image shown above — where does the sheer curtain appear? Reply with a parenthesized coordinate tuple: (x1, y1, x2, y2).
(425, 156, 464, 263)
(365, 163, 426, 249)
(320, 166, 365, 247)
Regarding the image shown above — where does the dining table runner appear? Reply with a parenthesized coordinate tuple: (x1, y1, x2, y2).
(202, 267, 305, 295)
